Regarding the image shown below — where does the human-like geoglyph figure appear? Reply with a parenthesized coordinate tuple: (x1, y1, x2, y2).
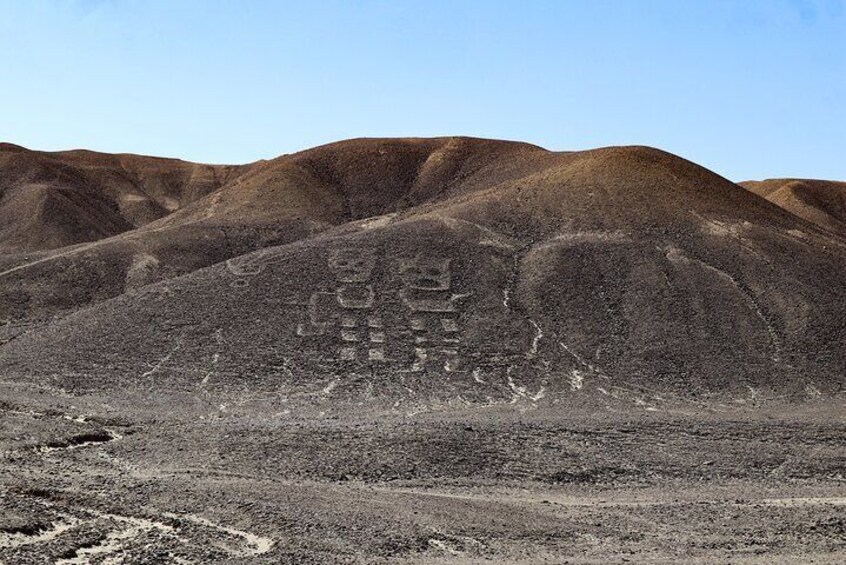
(297, 248, 384, 361)
(330, 249, 380, 360)
(297, 251, 465, 369)
(400, 257, 464, 372)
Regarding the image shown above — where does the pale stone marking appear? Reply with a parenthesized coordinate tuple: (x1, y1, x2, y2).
(440, 318, 459, 332)
(340, 330, 359, 342)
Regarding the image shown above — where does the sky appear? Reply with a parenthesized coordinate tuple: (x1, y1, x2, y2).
(0, 0, 844, 181)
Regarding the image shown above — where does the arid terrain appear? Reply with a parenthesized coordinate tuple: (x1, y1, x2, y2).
(1, 137, 844, 563)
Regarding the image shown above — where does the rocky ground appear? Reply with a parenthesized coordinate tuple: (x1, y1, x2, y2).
(1, 380, 844, 564)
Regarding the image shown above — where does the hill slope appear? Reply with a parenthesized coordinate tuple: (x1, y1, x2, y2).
(0, 142, 251, 253)
(0, 138, 543, 322)
(741, 178, 846, 237)
(2, 139, 845, 411)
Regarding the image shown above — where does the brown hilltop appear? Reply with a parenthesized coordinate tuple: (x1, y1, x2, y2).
(2, 137, 845, 412)
(0, 142, 251, 253)
(149, 136, 548, 228)
(741, 178, 846, 237)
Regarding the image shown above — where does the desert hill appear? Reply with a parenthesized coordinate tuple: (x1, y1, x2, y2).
(2, 138, 845, 411)
(0, 142, 251, 253)
(0, 138, 546, 322)
(741, 178, 846, 237)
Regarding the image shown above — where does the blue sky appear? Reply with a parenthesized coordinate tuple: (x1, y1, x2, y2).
(1, 0, 844, 181)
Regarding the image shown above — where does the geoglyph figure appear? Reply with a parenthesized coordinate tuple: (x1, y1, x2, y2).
(298, 250, 464, 369)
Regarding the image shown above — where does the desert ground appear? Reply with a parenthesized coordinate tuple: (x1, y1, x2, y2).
(2, 382, 845, 563)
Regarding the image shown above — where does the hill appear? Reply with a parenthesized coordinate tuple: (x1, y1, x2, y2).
(2, 138, 845, 411)
(0, 138, 542, 322)
(741, 178, 846, 237)
(0, 142, 250, 253)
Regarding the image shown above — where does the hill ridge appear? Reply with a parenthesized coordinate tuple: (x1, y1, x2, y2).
(2, 137, 844, 412)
